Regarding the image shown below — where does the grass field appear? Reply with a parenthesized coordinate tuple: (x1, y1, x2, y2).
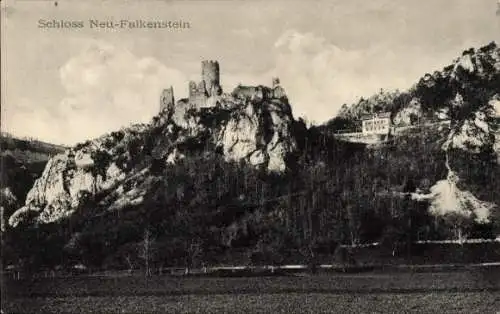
(3, 270, 500, 313)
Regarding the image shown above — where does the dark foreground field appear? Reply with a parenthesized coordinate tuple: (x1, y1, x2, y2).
(3, 269, 500, 313)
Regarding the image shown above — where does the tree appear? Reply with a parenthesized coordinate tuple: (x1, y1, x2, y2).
(184, 237, 203, 274)
(442, 213, 473, 244)
(139, 228, 156, 277)
(89, 150, 112, 180)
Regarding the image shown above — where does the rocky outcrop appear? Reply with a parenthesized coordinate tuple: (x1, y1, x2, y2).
(8, 122, 157, 227)
(9, 141, 128, 227)
(444, 105, 496, 154)
(411, 155, 495, 224)
(451, 43, 500, 78)
(414, 94, 500, 224)
(9, 91, 299, 227)
(218, 100, 297, 172)
(393, 98, 423, 126)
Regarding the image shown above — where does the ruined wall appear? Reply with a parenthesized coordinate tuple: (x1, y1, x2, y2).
(232, 85, 274, 101)
(188, 80, 208, 107)
(160, 87, 175, 113)
(232, 85, 259, 100)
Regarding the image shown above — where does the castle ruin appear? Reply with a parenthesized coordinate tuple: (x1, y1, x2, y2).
(160, 60, 287, 112)
(188, 60, 223, 107)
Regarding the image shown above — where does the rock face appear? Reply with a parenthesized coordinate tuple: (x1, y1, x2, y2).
(445, 109, 495, 153)
(8, 136, 130, 227)
(426, 44, 500, 224)
(426, 171, 494, 224)
(452, 43, 500, 78)
(218, 100, 297, 172)
(9, 91, 299, 227)
(411, 154, 495, 224)
(393, 98, 423, 126)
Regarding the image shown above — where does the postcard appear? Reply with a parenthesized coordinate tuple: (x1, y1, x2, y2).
(1, 0, 500, 313)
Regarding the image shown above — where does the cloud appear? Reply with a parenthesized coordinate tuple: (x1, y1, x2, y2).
(7, 40, 188, 145)
(3, 100, 64, 144)
(269, 30, 442, 123)
(56, 40, 189, 144)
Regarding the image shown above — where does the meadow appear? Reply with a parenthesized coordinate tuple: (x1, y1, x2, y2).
(4, 268, 500, 313)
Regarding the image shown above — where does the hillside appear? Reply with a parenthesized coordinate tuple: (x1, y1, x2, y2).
(332, 42, 500, 126)
(0, 134, 66, 230)
(323, 42, 500, 224)
(3, 42, 500, 271)
(0, 132, 67, 164)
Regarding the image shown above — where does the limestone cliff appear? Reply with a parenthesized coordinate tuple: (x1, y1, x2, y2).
(217, 100, 297, 172)
(9, 95, 299, 227)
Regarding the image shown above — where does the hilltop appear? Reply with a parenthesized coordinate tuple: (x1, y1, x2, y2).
(332, 42, 500, 124)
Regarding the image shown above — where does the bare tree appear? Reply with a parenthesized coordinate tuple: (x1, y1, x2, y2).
(139, 228, 156, 277)
(444, 213, 472, 245)
(185, 238, 203, 275)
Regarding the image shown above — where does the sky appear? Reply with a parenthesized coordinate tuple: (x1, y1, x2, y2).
(2, 0, 500, 145)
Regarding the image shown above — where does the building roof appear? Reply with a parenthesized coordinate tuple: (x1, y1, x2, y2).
(361, 111, 391, 120)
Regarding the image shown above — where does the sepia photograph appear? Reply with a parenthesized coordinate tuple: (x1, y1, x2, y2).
(1, 0, 500, 313)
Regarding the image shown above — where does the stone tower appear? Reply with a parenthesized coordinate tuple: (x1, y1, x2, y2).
(160, 86, 175, 112)
(201, 60, 220, 96)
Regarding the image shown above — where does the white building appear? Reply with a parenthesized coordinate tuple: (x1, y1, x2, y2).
(362, 112, 391, 135)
